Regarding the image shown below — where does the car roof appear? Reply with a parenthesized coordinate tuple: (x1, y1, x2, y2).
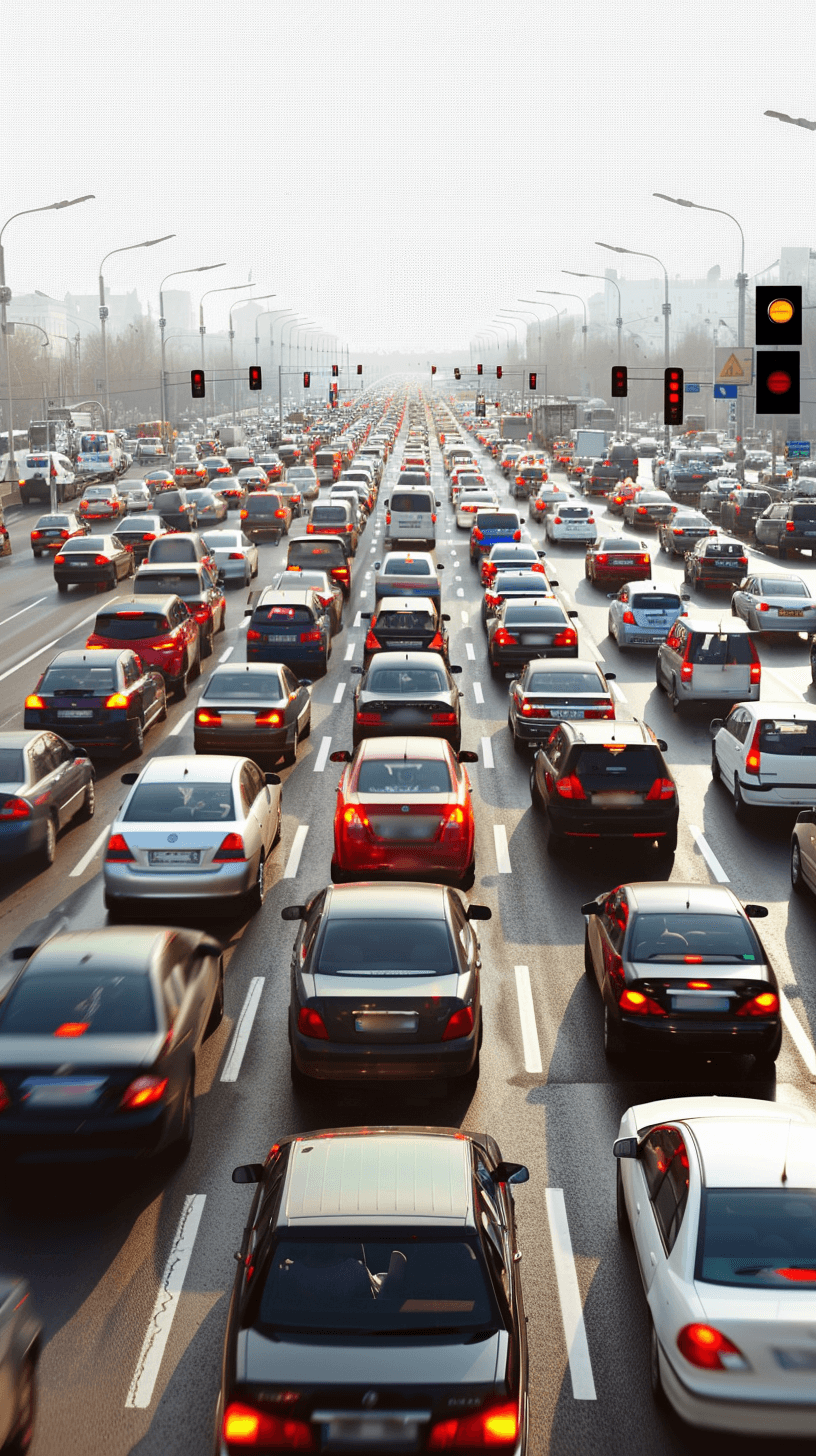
(47, 649, 127, 666)
(525, 657, 602, 675)
(560, 720, 656, 745)
(95, 595, 180, 614)
(0, 731, 47, 749)
(138, 562, 203, 576)
(208, 662, 283, 679)
(381, 552, 434, 566)
(358, 736, 449, 761)
(366, 651, 448, 669)
(280, 1130, 473, 1228)
(682, 616, 752, 634)
(628, 1097, 816, 1190)
(623, 881, 743, 914)
(25, 927, 177, 975)
(134, 755, 243, 783)
(375, 596, 436, 612)
(256, 588, 315, 607)
(627, 580, 681, 594)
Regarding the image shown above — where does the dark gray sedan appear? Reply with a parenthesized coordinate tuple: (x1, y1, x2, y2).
(658, 508, 715, 556)
(0, 731, 95, 868)
(194, 663, 311, 766)
(351, 652, 463, 749)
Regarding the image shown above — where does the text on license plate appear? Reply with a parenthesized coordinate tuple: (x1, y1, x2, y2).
(22, 1077, 106, 1108)
(58, 710, 94, 718)
(263, 635, 294, 643)
(148, 850, 201, 865)
(779, 608, 804, 617)
(670, 994, 730, 1013)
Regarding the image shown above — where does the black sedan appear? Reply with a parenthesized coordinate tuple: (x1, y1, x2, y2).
(487, 599, 579, 674)
(351, 651, 463, 749)
(30, 511, 89, 556)
(53, 534, 135, 593)
(0, 730, 95, 868)
(221, 1126, 529, 1452)
(112, 513, 174, 565)
(362, 596, 449, 665)
(194, 663, 312, 766)
(24, 649, 166, 757)
(284, 881, 487, 1085)
(0, 1268, 40, 1452)
(185, 487, 229, 524)
(507, 659, 616, 752)
(0, 926, 223, 1163)
(581, 880, 780, 1066)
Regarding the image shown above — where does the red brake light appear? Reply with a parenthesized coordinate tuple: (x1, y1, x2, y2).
(442, 1005, 474, 1041)
(493, 628, 518, 646)
(431, 710, 457, 724)
(645, 778, 676, 801)
(255, 710, 282, 725)
(619, 989, 667, 1017)
(195, 709, 222, 726)
(737, 991, 779, 1018)
(25, 694, 45, 710)
(429, 1402, 518, 1448)
(213, 833, 246, 861)
(552, 629, 577, 647)
(555, 773, 585, 799)
(428, 631, 444, 651)
(749, 660, 761, 685)
(94, 554, 109, 565)
(0, 1079, 11, 1112)
(787, 521, 796, 531)
(355, 710, 382, 725)
(105, 833, 133, 862)
(622, 610, 636, 624)
(246, 628, 261, 641)
(222, 1401, 315, 1449)
(677, 1324, 748, 1371)
(744, 723, 761, 773)
(120, 1076, 168, 1110)
(0, 797, 31, 821)
(553, 516, 563, 525)
(364, 628, 381, 650)
(297, 1006, 329, 1040)
(300, 629, 322, 644)
(680, 661, 694, 683)
(595, 553, 607, 566)
(53, 553, 66, 564)
(31, 530, 42, 539)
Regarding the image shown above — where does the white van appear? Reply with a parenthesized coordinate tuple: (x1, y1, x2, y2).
(75, 431, 126, 481)
(18, 452, 78, 506)
(385, 487, 439, 549)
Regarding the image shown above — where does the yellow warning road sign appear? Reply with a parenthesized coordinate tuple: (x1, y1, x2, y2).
(714, 347, 754, 386)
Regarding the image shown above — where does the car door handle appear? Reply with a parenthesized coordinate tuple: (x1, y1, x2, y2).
(513, 1251, 522, 1262)
(650, 1252, 657, 1267)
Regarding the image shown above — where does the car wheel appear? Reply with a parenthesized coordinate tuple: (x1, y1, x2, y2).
(8, 1353, 36, 1454)
(32, 550, 42, 559)
(791, 838, 805, 894)
(711, 745, 721, 782)
(281, 728, 298, 767)
(105, 572, 115, 591)
(171, 1068, 195, 1163)
(272, 800, 282, 848)
(616, 1162, 632, 1240)
(205, 963, 225, 1038)
(733, 776, 748, 821)
(39, 814, 57, 869)
(190, 647, 202, 681)
(130, 718, 145, 757)
(456, 858, 476, 891)
(247, 852, 266, 914)
(509, 714, 525, 754)
(175, 665, 189, 700)
(603, 1002, 626, 1063)
(462, 1046, 480, 1089)
(57, 581, 68, 594)
(670, 676, 681, 713)
(649, 1317, 667, 1408)
(201, 628, 214, 660)
(301, 712, 312, 739)
(79, 779, 95, 822)
(546, 822, 565, 856)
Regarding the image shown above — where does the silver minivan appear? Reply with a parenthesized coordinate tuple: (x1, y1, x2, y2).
(656, 615, 760, 710)
(385, 487, 439, 549)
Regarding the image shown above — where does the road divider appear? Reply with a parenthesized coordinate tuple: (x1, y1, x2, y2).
(125, 1193, 207, 1410)
(545, 1189, 597, 1401)
(221, 977, 265, 1082)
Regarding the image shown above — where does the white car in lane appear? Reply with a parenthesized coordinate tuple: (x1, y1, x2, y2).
(456, 489, 498, 530)
(543, 501, 598, 544)
(710, 702, 816, 813)
(615, 1095, 816, 1437)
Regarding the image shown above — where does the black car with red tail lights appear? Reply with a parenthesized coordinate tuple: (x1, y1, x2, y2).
(24, 649, 166, 757)
(218, 1124, 529, 1454)
(487, 599, 579, 674)
(581, 881, 780, 1065)
(362, 597, 449, 666)
(350, 652, 463, 750)
(507, 659, 616, 752)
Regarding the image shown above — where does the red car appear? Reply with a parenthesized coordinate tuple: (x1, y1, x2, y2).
(86, 594, 201, 699)
(585, 537, 652, 587)
(329, 736, 478, 888)
(607, 480, 643, 516)
(174, 460, 208, 486)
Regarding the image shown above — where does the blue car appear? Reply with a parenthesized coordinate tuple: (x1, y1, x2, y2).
(245, 588, 331, 676)
(607, 579, 688, 650)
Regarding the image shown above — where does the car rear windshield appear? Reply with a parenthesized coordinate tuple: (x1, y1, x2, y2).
(254, 604, 314, 624)
(628, 912, 760, 963)
(123, 782, 236, 821)
(758, 719, 816, 755)
(147, 541, 198, 562)
(572, 744, 664, 792)
(246, 495, 282, 512)
(377, 609, 434, 630)
(0, 749, 24, 782)
(367, 667, 447, 694)
(704, 543, 745, 557)
(696, 1189, 816, 1289)
(384, 560, 430, 576)
(631, 594, 681, 612)
(255, 1235, 495, 1334)
(504, 604, 565, 625)
(63, 536, 105, 552)
(135, 573, 200, 599)
(559, 506, 590, 518)
(527, 670, 602, 693)
(311, 506, 348, 523)
(0, 970, 157, 1034)
(357, 759, 453, 793)
(476, 513, 519, 529)
(791, 504, 816, 522)
(94, 613, 169, 640)
(317, 917, 454, 975)
(390, 493, 431, 511)
(203, 671, 283, 702)
(40, 665, 116, 694)
(758, 579, 808, 597)
(289, 543, 344, 564)
(687, 633, 753, 665)
(36, 515, 70, 528)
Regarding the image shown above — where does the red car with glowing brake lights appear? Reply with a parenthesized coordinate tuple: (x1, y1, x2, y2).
(86, 595, 201, 700)
(329, 736, 478, 887)
(585, 537, 652, 587)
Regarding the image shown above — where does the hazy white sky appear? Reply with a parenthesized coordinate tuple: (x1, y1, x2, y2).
(4, 0, 815, 351)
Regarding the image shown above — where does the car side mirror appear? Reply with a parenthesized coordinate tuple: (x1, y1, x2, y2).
(745, 904, 769, 918)
(656, 739, 668, 752)
(360, 612, 371, 621)
(281, 904, 307, 921)
(681, 593, 690, 602)
(493, 1161, 529, 1186)
(350, 665, 363, 675)
(121, 772, 139, 785)
(458, 750, 479, 763)
(466, 904, 492, 921)
(797, 808, 816, 824)
(374, 561, 381, 570)
(442, 614, 451, 622)
(329, 750, 352, 763)
(580, 899, 603, 916)
(567, 609, 579, 619)
(264, 772, 281, 786)
(604, 672, 616, 681)
(709, 718, 724, 737)
(232, 1163, 264, 1184)
(537, 549, 546, 557)
(613, 1137, 638, 1160)
(449, 664, 462, 674)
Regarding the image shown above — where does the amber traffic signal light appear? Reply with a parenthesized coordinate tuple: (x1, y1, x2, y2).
(611, 365, 628, 398)
(248, 365, 262, 391)
(756, 285, 802, 346)
(190, 368, 205, 399)
(664, 367, 684, 425)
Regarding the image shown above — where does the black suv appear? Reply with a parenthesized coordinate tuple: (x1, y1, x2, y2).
(529, 719, 677, 857)
(718, 489, 772, 538)
(755, 497, 816, 559)
(583, 461, 623, 496)
(607, 442, 639, 480)
(362, 596, 449, 665)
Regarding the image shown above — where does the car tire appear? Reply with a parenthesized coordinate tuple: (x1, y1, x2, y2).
(205, 963, 225, 1038)
(546, 822, 565, 856)
(649, 1317, 668, 1408)
(670, 676, 681, 713)
(616, 1162, 632, 1240)
(33, 550, 42, 559)
(290, 1048, 309, 1090)
(217, 605, 226, 634)
(8, 1353, 36, 1454)
(79, 779, 95, 822)
(171, 1068, 195, 1163)
(462, 1046, 480, 1089)
(583, 930, 595, 977)
(175, 665, 189, 700)
(457, 858, 476, 891)
(247, 852, 266, 914)
(130, 718, 145, 757)
(733, 776, 748, 821)
(301, 712, 312, 739)
(201, 628, 214, 660)
(39, 814, 57, 869)
(509, 715, 524, 754)
(603, 1002, 626, 1063)
(57, 581, 68, 594)
(711, 745, 721, 782)
(791, 838, 805, 894)
(281, 728, 298, 767)
(105, 572, 116, 591)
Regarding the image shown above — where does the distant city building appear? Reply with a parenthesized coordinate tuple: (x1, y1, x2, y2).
(7, 292, 73, 356)
(64, 289, 142, 339)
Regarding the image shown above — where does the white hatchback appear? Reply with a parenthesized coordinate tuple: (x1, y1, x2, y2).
(544, 501, 598, 543)
(710, 702, 816, 814)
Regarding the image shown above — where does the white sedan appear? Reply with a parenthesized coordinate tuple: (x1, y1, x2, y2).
(456, 490, 498, 529)
(374, 551, 443, 601)
(615, 1095, 816, 1436)
(543, 501, 598, 544)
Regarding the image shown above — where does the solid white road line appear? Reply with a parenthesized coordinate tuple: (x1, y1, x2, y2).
(466, 642, 475, 661)
(219, 645, 234, 663)
(125, 1193, 207, 1410)
(221, 977, 265, 1082)
(354, 611, 362, 627)
(481, 736, 494, 768)
(461, 610, 469, 624)
(545, 1189, 597, 1401)
(313, 736, 332, 772)
(69, 825, 109, 878)
(168, 709, 192, 739)
(473, 682, 484, 704)
(0, 595, 48, 629)
(688, 824, 729, 883)
(333, 682, 346, 703)
(457, 588, 464, 597)
(493, 824, 511, 873)
(344, 643, 355, 660)
(780, 991, 816, 1076)
(283, 824, 309, 878)
(360, 591, 368, 599)
(514, 965, 543, 1073)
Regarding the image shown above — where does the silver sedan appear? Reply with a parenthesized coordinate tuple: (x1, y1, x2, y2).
(103, 754, 282, 917)
(200, 528, 259, 588)
(730, 573, 816, 633)
(658, 508, 715, 556)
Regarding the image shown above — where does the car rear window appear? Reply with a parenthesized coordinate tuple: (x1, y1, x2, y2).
(697, 1189, 816, 1289)
(572, 744, 664, 792)
(377, 609, 434, 630)
(40, 665, 116, 694)
(504, 604, 565, 625)
(94, 613, 170, 640)
(147, 541, 199, 562)
(631, 594, 681, 612)
(36, 515, 71, 528)
(792, 504, 816, 522)
(758, 579, 807, 597)
(384, 559, 430, 576)
(758, 719, 816, 755)
(687, 633, 753, 665)
(366, 666, 447, 694)
(704, 542, 745, 557)
(628, 912, 760, 963)
(254, 604, 314, 624)
(0, 749, 24, 782)
(0, 970, 157, 1034)
(202, 672, 284, 701)
(527, 671, 602, 693)
(311, 506, 349, 523)
(317, 918, 454, 975)
(63, 536, 106, 552)
(390, 492, 432, 512)
(357, 758, 453, 793)
(288, 542, 344, 564)
(559, 506, 590, 518)
(476, 513, 520, 530)
(123, 781, 236, 821)
(136, 571, 201, 599)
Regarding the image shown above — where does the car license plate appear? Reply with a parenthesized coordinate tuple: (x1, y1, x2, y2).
(591, 791, 636, 807)
(354, 1013, 419, 1034)
(548, 707, 571, 718)
(22, 1077, 106, 1108)
(327, 1419, 419, 1445)
(774, 1348, 816, 1372)
(263, 634, 293, 643)
(148, 849, 201, 865)
(392, 640, 423, 649)
(58, 709, 94, 719)
(713, 560, 735, 567)
(779, 608, 804, 617)
(615, 557, 634, 565)
(669, 994, 730, 1013)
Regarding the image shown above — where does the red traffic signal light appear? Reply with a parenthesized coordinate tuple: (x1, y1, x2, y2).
(664, 367, 684, 426)
(611, 365, 628, 398)
(248, 365, 262, 391)
(331, 364, 338, 377)
(528, 372, 537, 390)
(756, 285, 802, 346)
(356, 364, 362, 375)
(756, 350, 800, 414)
(477, 363, 483, 375)
(496, 366, 502, 379)
(431, 365, 437, 375)
(303, 371, 310, 388)
(190, 368, 205, 399)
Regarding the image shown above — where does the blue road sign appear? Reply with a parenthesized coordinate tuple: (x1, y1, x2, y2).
(714, 384, 738, 399)
(684, 383, 700, 393)
(786, 440, 811, 459)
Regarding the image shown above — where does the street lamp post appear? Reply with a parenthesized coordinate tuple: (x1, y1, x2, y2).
(563, 270, 625, 429)
(99, 234, 174, 430)
(199, 282, 252, 428)
(230, 292, 275, 424)
(279, 318, 311, 427)
(596, 242, 672, 451)
(519, 300, 564, 401)
(254, 309, 293, 422)
(160, 264, 225, 434)
(1, 194, 94, 484)
(537, 290, 588, 383)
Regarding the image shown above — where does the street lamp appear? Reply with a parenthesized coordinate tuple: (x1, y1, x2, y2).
(230, 292, 275, 423)
(1, 194, 94, 483)
(563, 270, 624, 361)
(199, 282, 253, 427)
(160, 264, 225, 430)
(764, 109, 816, 131)
(99, 234, 174, 429)
(596, 242, 672, 450)
(537, 289, 588, 366)
(653, 193, 747, 473)
(254, 309, 293, 420)
(280, 317, 312, 427)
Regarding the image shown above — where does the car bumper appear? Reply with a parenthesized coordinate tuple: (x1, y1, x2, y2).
(24, 715, 137, 749)
(593, 568, 651, 583)
(618, 627, 669, 647)
(194, 725, 294, 757)
(755, 615, 816, 633)
(353, 720, 460, 748)
(696, 574, 744, 589)
(550, 809, 678, 840)
(0, 1101, 176, 1162)
(617, 1013, 780, 1054)
(290, 1018, 478, 1082)
(0, 820, 46, 859)
(550, 529, 597, 542)
(658, 1340, 816, 1436)
(334, 841, 472, 880)
(247, 644, 327, 667)
(104, 860, 256, 905)
(677, 681, 759, 703)
(493, 646, 578, 669)
(739, 778, 816, 807)
(214, 560, 251, 581)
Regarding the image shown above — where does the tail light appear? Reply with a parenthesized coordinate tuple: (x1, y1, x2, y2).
(105, 692, 129, 709)
(555, 774, 585, 799)
(59, 529, 70, 538)
(749, 660, 761, 685)
(142, 532, 157, 542)
(637, 505, 647, 514)
(639, 554, 650, 565)
(246, 628, 261, 641)
(365, 628, 381, 651)
(195, 709, 222, 726)
(298, 1006, 329, 1041)
(585, 702, 615, 720)
(737, 991, 779, 1018)
(223, 1400, 315, 1449)
(619, 989, 667, 1016)
(25, 694, 45, 710)
(553, 516, 563, 525)
(385, 512, 391, 524)
(255, 710, 282, 725)
(552, 629, 577, 647)
(275, 508, 287, 518)
(0, 1079, 10, 1113)
(431, 710, 457, 724)
(299, 629, 322, 644)
(677, 1325, 748, 1372)
(355, 711, 381, 725)
(622, 610, 636, 625)
(31, 530, 42, 539)
(228, 551, 244, 560)
(105, 833, 133, 862)
(213, 833, 246, 861)
(645, 778, 676, 800)
(594, 553, 608, 566)
(95, 555, 110, 565)
(515, 475, 524, 485)
(332, 567, 350, 583)
(493, 629, 517, 646)
(744, 723, 762, 772)
(485, 593, 501, 608)
(428, 632, 445, 651)
(193, 606, 211, 624)
(120, 1076, 168, 1110)
(429, 1402, 518, 1448)
(786, 521, 796, 532)
(240, 509, 248, 518)
(680, 661, 694, 683)
(50, 465, 57, 478)
(54, 553, 66, 564)
(0, 797, 31, 821)
(442, 1005, 474, 1041)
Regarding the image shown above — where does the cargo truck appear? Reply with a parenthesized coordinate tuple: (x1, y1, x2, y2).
(500, 415, 529, 442)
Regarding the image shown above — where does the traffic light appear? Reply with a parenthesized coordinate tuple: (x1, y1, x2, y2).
(496, 366, 502, 379)
(611, 365, 628, 398)
(477, 363, 483, 375)
(431, 365, 437, 376)
(454, 367, 461, 380)
(756, 351, 800, 414)
(303, 371, 311, 388)
(356, 364, 363, 375)
(331, 363, 338, 377)
(756, 285, 802, 346)
(529, 372, 537, 390)
(190, 368, 205, 399)
(248, 365, 262, 391)
(664, 367, 684, 425)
